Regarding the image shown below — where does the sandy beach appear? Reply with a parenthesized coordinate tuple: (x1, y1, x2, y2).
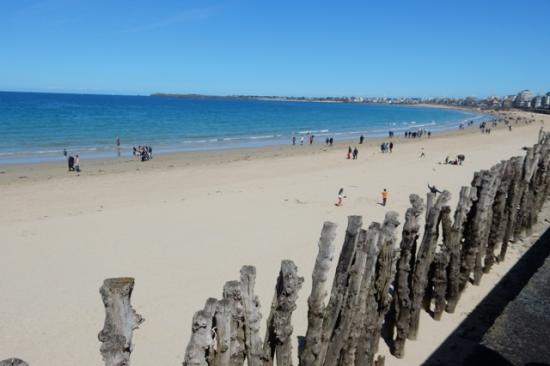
(0, 110, 548, 365)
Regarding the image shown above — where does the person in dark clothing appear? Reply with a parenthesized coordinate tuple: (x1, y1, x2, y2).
(389, 142, 394, 153)
(329, 137, 334, 146)
(359, 135, 364, 144)
(68, 156, 75, 171)
(353, 147, 358, 160)
(63, 149, 67, 157)
(427, 183, 442, 194)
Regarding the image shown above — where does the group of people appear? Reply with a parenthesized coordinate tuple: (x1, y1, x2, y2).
(324, 137, 335, 146)
(443, 154, 465, 165)
(404, 130, 431, 138)
(133, 145, 153, 161)
(292, 134, 317, 145)
(380, 141, 394, 153)
(64, 150, 81, 172)
(347, 146, 359, 159)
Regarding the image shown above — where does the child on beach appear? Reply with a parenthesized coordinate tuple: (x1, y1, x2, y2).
(381, 189, 388, 206)
(335, 188, 346, 206)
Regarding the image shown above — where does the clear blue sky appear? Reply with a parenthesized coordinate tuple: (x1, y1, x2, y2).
(0, 0, 548, 97)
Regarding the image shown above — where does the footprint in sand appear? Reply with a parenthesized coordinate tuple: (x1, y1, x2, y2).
(295, 199, 308, 204)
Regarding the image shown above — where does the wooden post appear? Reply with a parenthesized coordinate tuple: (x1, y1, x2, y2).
(264, 260, 304, 366)
(366, 211, 401, 364)
(223, 281, 247, 366)
(484, 161, 512, 273)
(240, 266, 264, 366)
(322, 230, 369, 366)
(183, 298, 217, 366)
(348, 223, 382, 366)
(0, 359, 29, 366)
(214, 299, 233, 366)
(391, 194, 424, 358)
(317, 216, 363, 366)
(473, 164, 503, 285)
(408, 190, 451, 340)
(514, 147, 539, 240)
(431, 205, 452, 320)
(499, 156, 524, 262)
(98, 277, 144, 366)
(300, 222, 337, 366)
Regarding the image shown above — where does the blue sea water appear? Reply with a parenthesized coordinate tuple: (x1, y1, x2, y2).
(0, 91, 489, 163)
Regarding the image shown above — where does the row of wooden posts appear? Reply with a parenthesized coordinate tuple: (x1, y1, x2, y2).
(3, 130, 549, 366)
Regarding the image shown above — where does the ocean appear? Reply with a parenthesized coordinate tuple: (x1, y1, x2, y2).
(0, 91, 488, 163)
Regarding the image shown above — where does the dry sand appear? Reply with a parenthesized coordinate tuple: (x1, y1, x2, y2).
(0, 110, 548, 365)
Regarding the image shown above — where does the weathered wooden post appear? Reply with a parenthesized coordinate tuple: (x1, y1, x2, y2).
(183, 298, 217, 366)
(484, 161, 512, 273)
(222, 280, 247, 366)
(473, 163, 503, 285)
(499, 156, 524, 262)
(264, 260, 304, 366)
(347, 223, 381, 366)
(0, 359, 29, 366)
(322, 230, 369, 366)
(408, 190, 451, 340)
(317, 216, 363, 366)
(214, 299, 233, 366)
(432, 206, 452, 320)
(98, 277, 144, 366)
(240, 266, 264, 366)
(365, 211, 401, 365)
(391, 194, 424, 358)
(514, 147, 539, 240)
(300, 222, 337, 366)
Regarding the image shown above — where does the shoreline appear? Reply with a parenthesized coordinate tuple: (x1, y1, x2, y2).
(0, 102, 487, 166)
(0, 109, 519, 187)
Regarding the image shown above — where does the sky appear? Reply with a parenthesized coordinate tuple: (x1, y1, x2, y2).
(0, 0, 548, 98)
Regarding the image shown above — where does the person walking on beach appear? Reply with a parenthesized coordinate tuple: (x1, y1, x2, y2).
(352, 147, 358, 160)
(381, 188, 388, 206)
(347, 146, 352, 159)
(300, 136, 304, 145)
(335, 188, 346, 206)
(74, 155, 81, 173)
(310, 134, 314, 145)
(329, 137, 334, 146)
(389, 142, 394, 153)
(63, 148, 67, 157)
(359, 135, 364, 144)
(292, 136, 296, 145)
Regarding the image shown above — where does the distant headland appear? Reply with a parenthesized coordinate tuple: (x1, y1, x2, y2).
(151, 90, 550, 113)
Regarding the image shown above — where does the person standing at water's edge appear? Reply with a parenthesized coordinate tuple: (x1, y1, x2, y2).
(381, 188, 388, 206)
(292, 136, 296, 145)
(74, 155, 81, 173)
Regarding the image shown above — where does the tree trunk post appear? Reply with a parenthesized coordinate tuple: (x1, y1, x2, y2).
(409, 190, 451, 340)
(239, 266, 264, 366)
(264, 260, 304, 366)
(299, 222, 337, 366)
(98, 277, 144, 366)
(391, 194, 424, 358)
(317, 216, 363, 366)
(0, 360, 29, 366)
(446, 186, 477, 313)
(183, 298, 217, 366)
(223, 281, 247, 366)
